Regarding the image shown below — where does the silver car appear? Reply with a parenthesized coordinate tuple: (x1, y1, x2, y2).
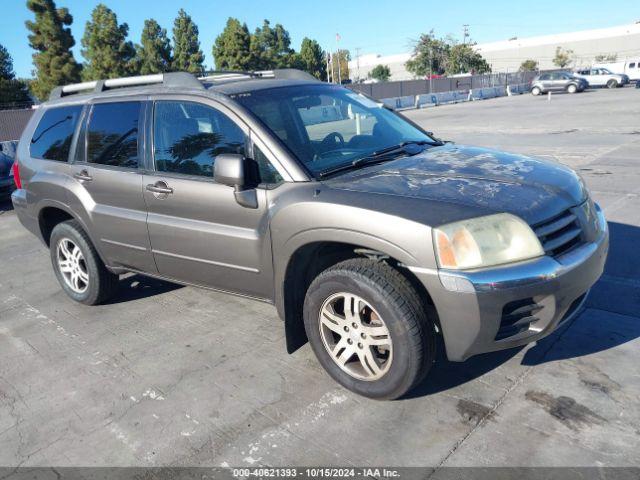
(11, 71, 608, 399)
(574, 67, 629, 88)
(531, 72, 588, 95)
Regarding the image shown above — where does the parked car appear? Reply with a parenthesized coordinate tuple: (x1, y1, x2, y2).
(593, 59, 640, 82)
(573, 67, 629, 88)
(11, 70, 608, 399)
(0, 141, 18, 198)
(530, 72, 588, 95)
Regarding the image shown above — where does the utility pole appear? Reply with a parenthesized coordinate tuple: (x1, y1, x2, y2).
(463, 24, 470, 45)
(336, 33, 342, 85)
(326, 52, 332, 83)
(428, 46, 433, 93)
(355, 47, 362, 82)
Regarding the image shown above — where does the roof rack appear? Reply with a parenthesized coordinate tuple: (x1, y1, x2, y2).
(49, 68, 319, 101)
(49, 72, 204, 100)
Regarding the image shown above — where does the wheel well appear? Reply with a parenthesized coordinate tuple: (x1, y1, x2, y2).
(39, 207, 73, 247)
(282, 241, 437, 353)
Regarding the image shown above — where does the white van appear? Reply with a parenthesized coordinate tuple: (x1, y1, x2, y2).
(593, 60, 640, 81)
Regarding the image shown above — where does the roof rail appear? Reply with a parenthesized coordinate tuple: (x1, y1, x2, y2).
(198, 68, 318, 83)
(49, 72, 204, 101)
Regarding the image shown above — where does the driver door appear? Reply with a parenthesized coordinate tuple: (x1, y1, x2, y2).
(142, 97, 276, 299)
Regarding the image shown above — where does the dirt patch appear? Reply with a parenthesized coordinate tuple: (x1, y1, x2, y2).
(456, 399, 494, 425)
(525, 390, 606, 431)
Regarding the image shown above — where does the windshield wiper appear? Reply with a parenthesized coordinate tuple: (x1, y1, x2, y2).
(318, 140, 433, 178)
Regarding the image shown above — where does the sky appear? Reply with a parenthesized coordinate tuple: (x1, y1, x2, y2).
(2, 0, 639, 78)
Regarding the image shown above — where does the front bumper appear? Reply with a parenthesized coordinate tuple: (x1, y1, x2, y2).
(411, 206, 609, 362)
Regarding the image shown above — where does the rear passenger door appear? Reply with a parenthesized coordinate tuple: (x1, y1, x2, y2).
(67, 99, 157, 273)
(142, 98, 280, 299)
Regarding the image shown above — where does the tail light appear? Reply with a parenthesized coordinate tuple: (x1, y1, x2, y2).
(11, 162, 22, 189)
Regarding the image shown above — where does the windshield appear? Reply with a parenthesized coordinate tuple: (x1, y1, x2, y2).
(234, 84, 436, 177)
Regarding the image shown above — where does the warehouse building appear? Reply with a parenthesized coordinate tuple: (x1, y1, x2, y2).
(350, 22, 640, 80)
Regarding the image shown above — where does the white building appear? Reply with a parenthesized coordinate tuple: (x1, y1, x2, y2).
(349, 22, 640, 80)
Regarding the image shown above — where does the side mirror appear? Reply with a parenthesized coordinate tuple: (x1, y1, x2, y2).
(214, 153, 245, 188)
(214, 153, 258, 209)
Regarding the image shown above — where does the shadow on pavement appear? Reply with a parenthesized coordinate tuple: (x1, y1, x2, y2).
(408, 221, 640, 397)
(105, 273, 183, 305)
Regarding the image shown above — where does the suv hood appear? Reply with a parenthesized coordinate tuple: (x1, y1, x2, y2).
(324, 143, 586, 226)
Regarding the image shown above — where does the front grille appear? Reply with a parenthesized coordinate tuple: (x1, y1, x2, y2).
(495, 298, 542, 340)
(533, 209, 583, 257)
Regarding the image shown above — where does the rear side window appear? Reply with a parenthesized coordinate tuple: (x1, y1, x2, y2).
(87, 102, 141, 168)
(30, 105, 83, 162)
(153, 101, 245, 178)
(630, 63, 636, 69)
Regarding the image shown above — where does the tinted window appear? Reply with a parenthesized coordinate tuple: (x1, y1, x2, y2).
(87, 102, 141, 168)
(153, 101, 245, 178)
(30, 106, 83, 162)
(630, 63, 636, 68)
(539, 74, 551, 80)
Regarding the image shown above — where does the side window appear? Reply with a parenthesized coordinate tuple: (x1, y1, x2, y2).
(253, 145, 283, 185)
(154, 101, 245, 178)
(539, 74, 550, 81)
(87, 102, 141, 168)
(30, 105, 83, 162)
(629, 63, 636, 69)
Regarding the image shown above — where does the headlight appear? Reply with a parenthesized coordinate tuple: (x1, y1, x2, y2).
(433, 213, 544, 270)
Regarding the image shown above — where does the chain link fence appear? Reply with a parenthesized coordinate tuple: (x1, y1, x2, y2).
(347, 71, 540, 99)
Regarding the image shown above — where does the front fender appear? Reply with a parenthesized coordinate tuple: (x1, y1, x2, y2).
(270, 198, 436, 321)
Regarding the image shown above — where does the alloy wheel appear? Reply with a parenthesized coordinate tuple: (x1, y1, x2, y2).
(56, 238, 89, 294)
(318, 292, 393, 381)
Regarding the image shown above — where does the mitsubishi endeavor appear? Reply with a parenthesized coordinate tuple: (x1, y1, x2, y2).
(11, 70, 608, 399)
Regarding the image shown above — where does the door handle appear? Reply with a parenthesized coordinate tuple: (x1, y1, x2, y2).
(73, 170, 92, 182)
(146, 182, 173, 195)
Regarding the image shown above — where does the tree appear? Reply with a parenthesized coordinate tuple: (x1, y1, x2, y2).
(81, 4, 137, 80)
(172, 9, 205, 74)
(329, 49, 350, 83)
(250, 20, 294, 69)
(553, 46, 574, 68)
(445, 43, 490, 75)
(519, 59, 538, 72)
(406, 31, 491, 77)
(136, 19, 172, 74)
(212, 17, 254, 70)
(297, 38, 326, 80)
(25, 0, 81, 101)
(369, 64, 391, 82)
(0, 44, 32, 109)
(405, 31, 450, 77)
(594, 54, 617, 63)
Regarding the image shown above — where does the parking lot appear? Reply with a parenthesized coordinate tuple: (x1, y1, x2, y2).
(1, 86, 639, 468)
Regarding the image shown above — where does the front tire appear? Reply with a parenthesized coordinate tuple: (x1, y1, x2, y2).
(50, 220, 119, 305)
(567, 84, 578, 93)
(531, 86, 541, 96)
(303, 258, 436, 400)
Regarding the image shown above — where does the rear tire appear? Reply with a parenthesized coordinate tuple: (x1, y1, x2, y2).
(50, 219, 119, 305)
(567, 84, 578, 93)
(531, 86, 541, 96)
(606, 79, 618, 89)
(303, 258, 436, 400)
